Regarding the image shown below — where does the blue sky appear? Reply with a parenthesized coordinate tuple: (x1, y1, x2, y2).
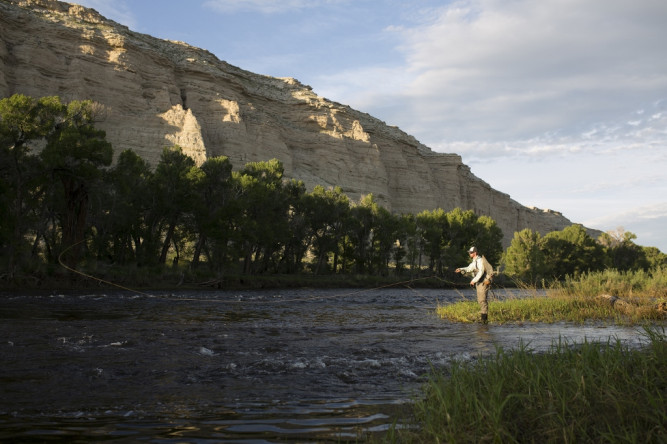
(73, 0, 667, 252)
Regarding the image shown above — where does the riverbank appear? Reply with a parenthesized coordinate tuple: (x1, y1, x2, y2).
(384, 327, 667, 443)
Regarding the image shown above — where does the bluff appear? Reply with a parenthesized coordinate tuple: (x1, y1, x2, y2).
(0, 0, 591, 247)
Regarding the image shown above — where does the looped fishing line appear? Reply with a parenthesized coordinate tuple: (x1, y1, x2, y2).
(58, 240, 155, 298)
(58, 241, 450, 305)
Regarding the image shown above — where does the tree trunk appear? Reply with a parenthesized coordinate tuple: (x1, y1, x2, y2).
(61, 178, 88, 268)
(159, 219, 177, 264)
(191, 234, 206, 269)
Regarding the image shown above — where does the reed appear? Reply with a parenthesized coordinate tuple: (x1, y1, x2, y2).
(554, 267, 667, 301)
(386, 327, 667, 443)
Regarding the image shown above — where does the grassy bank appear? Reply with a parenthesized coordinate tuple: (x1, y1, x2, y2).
(437, 268, 667, 324)
(384, 328, 667, 443)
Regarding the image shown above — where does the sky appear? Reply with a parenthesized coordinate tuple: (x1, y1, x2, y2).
(73, 0, 667, 252)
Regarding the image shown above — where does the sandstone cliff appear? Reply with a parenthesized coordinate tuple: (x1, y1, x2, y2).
(0, 0, 594, 246)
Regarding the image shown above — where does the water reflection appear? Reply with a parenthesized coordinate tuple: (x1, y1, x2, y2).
(471, 323, 495, 351)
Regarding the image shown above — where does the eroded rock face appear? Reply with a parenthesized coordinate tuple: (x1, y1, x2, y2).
(0, 0, 596, 246)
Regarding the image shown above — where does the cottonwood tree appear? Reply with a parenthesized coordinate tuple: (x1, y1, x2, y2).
(441, 208, 502, 272)
(39, 98, 112, 267)
(542, 224, 605, 279)
(416, 208, 447, 274)
(279, 178, 309, 273)
(306, 185, 350, 274)
(102, 149, 153, 264)
(148, 146, 197, 265)
(0, 94, 60, 277)
(641, 246, 667, 270)
(397, 213, 418, 277)
(472, 215, 504, 265)
(369, 204, 401, 276)
(235, 159, 290, 274)
(502, 228, 547, 285)
(346, 194, 378, 274)
(189, 155, 235, 273)
(598, 227, 649, 271)
(442, 208, 480, 265)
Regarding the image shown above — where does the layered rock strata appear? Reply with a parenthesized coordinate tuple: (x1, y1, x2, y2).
(0, 0, 595, 246)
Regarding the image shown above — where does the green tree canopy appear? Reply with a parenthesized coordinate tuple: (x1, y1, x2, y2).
(0, 94, 60, 275)
(150, 145, 197, 265)
(103, 149, 153, 264)
(39, 98, 113, 266)
(502, 228, 546, 285)
(190, 155, 235, 272)
(542, 224, 606, 279)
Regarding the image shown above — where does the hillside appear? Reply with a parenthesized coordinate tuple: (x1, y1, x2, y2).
(0, 0, 596, 246)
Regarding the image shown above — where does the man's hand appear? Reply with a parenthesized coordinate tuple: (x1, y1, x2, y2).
(455, 268, 460, 273)
(470, 281, 474, 287)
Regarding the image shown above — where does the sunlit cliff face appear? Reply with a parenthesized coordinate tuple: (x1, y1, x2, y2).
(0, 0, 596, 246)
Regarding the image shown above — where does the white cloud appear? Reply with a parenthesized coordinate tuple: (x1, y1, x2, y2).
(592, 203, 667, 225)
(323, 0, 667, 149)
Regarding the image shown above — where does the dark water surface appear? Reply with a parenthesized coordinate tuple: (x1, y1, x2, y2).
(0, 288, 645, 442)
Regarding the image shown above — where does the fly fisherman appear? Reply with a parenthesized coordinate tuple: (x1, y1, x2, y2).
(455, 246, 494, 323)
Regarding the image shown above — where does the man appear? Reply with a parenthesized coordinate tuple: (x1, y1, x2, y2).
(455, 246, 494, 323)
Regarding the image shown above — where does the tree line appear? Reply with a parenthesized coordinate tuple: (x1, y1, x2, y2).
(1, 94, 664, 286)
(503, 225, 666, 286)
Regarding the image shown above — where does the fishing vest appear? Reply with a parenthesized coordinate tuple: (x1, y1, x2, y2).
(481, 255, 494, 283)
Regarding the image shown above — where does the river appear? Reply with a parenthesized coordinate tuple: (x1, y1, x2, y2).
(0, 287, 646, 442)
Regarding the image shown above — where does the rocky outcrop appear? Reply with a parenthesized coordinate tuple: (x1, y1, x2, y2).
(0, 0, 598, 246)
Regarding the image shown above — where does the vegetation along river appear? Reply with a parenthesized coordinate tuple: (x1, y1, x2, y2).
(0, 288, 645, 442)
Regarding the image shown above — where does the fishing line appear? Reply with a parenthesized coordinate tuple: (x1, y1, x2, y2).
(58, 241, 448, 304)
(58, 240, 155, 298)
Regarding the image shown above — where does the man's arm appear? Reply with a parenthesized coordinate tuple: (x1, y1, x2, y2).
(456, 262, 476, 274)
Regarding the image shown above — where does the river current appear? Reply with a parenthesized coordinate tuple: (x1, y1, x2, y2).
(0, 287, 645, 442)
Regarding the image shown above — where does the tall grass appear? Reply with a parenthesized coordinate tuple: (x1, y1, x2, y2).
(386, 328, 667, 443)
(554, 267, 667, 301)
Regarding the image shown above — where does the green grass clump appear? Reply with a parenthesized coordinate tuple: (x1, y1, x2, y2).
(388, 328, 667, 443)
(436, 296, 623, 324)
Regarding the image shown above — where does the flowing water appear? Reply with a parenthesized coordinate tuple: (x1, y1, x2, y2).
(0, 287, 646, 442)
